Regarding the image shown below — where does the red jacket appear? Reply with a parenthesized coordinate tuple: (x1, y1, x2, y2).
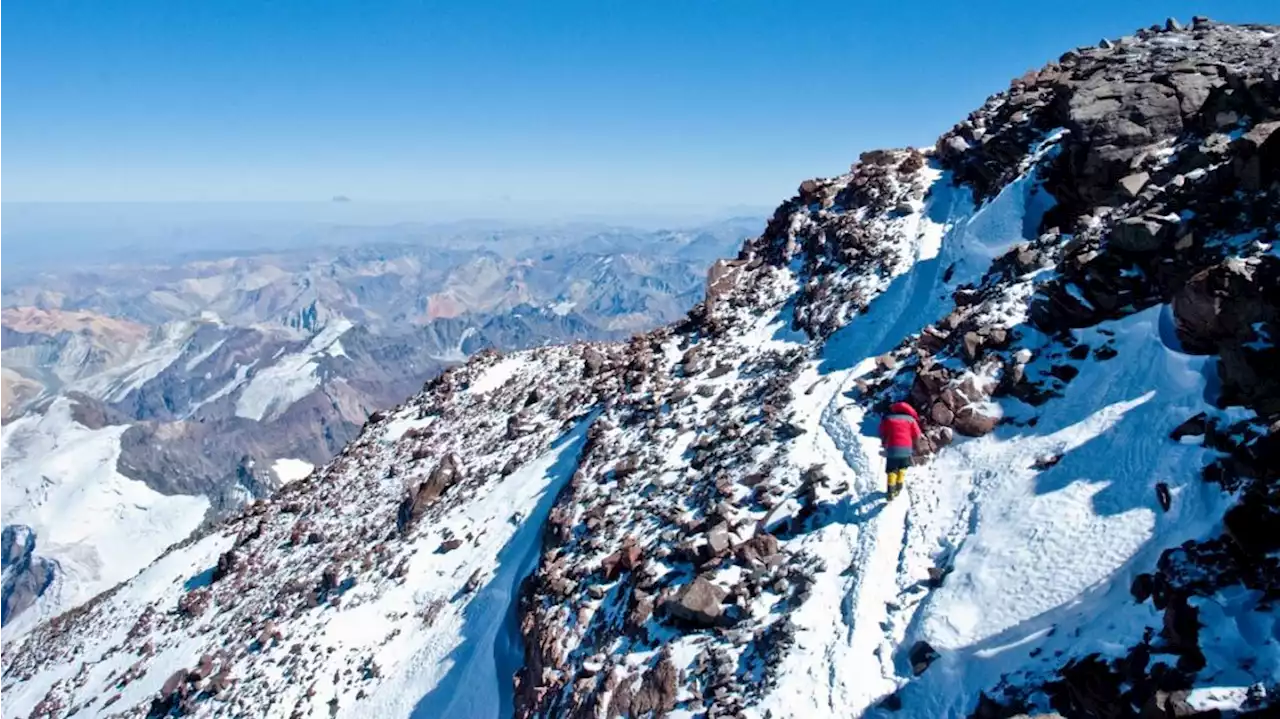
(879, 402, 922, 454)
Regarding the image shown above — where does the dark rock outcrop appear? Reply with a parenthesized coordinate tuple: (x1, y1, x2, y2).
(0, 526, 56, 625)
(664, 577, 727, 627)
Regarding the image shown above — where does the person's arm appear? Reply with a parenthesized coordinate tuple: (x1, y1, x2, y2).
(911, 418, 922, 440)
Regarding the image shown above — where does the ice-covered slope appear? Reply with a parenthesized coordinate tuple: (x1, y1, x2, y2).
(0, 399, 209, 639)
(4, 17, 1279, 719)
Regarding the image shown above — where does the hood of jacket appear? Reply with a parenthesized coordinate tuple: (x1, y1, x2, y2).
(889, 401, 919, 420)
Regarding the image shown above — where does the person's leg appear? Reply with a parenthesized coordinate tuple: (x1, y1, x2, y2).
(886, 457, 905, 498)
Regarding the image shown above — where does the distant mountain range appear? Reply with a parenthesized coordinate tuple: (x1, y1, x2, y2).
(0, 218, 759, 632)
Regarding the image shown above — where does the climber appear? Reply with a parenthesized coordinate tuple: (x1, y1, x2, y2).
(878, 401, 922, 500)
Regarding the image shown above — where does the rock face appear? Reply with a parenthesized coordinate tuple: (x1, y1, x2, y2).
(4, 18, 1280, 719)
(0, 526, 56, 625)
(1173, 257, 1280, 412)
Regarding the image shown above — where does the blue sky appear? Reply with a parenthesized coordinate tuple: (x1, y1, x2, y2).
(4, 1, 1277, 210)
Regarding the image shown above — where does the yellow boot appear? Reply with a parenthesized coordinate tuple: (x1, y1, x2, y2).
(887, 470, 901, 499)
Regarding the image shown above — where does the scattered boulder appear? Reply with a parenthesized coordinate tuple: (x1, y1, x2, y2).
(927, 566, 950, 588)
(601, 540, 643, 581)
(1224, 500, 1280, 555)
(735, 533, 780, 566)
(908, 641, 939, 675)
(1109, 215, 1174, 253)
(626, 590, 655, 632)
(706, 260, 748, 306)
(1169, 413, 1209, 441)
(1139, 689, 1197, 718)
(1031, 453, 1063, 471)
(211, 550, 240, 583)
(424, 454, 463, 501)
(952, 406, 999, 437)
(612, 454, 641, 479)
(177, 589, 211, 618)
(1117, 171, 1149, 199)
(1172, 261, 1260, 353)
(664, 577, 727, 627)
(627, 651, 679, 716)
(705, 524, 733, 558)
(582, 348, 606, 377)
(397, 454, 464, 531)
(506, 412, 537, 439)
(1131, 573, 1155, 603)
(962, 332, 985, 363)
(707, 362, 734, 379)
(1161, 596, 1203, 672)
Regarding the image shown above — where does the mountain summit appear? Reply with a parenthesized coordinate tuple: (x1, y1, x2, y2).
(5, 17, 1279, 719)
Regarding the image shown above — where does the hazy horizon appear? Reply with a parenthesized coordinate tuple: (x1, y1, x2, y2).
(0, 201, 770, 280)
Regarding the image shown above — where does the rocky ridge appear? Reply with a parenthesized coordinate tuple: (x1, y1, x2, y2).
(3, 17, 1279, 719)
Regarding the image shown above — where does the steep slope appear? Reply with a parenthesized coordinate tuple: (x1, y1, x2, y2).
(0, 399, 211, 635)
(4, 17, 1279, 719)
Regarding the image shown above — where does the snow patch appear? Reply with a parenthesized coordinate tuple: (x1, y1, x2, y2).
(235, 318, 352, 422)
(431, 327, 478, 363)
(187, 360, 256, 416)
(183, 337, 226, 372)
(466, 356, 529, 396)
(548, 300, 576, 316)
(1187, 686, 1253, 712)
(888, 306, 1238, 717)
(272, 458, 315, 485)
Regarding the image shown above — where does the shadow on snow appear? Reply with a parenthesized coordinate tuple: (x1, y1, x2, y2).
(411, 418, 594, 719)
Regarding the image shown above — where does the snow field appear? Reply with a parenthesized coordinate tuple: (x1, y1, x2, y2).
(884, 307, 1248, 717)
(1, 398, 210, 642)
(235, 318, 353, 421)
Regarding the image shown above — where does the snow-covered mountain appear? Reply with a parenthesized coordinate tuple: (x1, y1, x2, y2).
(4, 17, 1279, 719)
(0, 224, 754, 635)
